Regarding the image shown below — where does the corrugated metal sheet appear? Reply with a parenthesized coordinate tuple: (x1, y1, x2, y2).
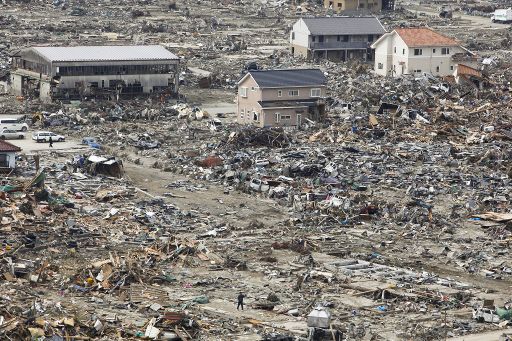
(31, 45, 179, 62)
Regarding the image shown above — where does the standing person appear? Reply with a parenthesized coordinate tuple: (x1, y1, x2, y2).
(48, 136, 53, 148)
(237, 292, 245, 310)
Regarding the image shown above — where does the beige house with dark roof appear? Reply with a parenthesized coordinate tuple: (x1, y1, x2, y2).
(237, 69, 327, 129)
(371, 27, 472, 77)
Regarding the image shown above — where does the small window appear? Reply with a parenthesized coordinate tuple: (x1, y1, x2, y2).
(337, 35, 340, 41)
(342, 35, 349, 42)
(277, 90, 282, 97)
(310, 88, 321, 97)
(291, 32, 295, 40)
(240, 109, 245, 119)
(432, 48, 436, 53)
(253, 112, 258, 121)
(281, 115, 291, 120)
(240, 87, 247, 97)
(368, 34, 374, 42)
(275, 113, 280, 123)
(288, 90, 299, 96)
(251, 87, 255, 91)
(414, 49, 422, 56)
(402, 49, 405, 55)
(337, 3, 341, 7)
(436, 66, 440, 72)
(312, 36, 316, 42)
(378, 63, 383, 69)
(413, 69, 422, 73)
(450, 65, 454, 70)
(441, 48, 450, 55)
(394, 46, 396, 53)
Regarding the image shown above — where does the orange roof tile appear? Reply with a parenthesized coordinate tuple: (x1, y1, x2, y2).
(395, 27, 459, 47)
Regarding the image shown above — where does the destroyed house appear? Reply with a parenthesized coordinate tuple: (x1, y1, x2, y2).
(10, 45, 179, 102)
(290, 17, 386, 62)
(371, 27, 472, 77)
(237, 69, 326, 129)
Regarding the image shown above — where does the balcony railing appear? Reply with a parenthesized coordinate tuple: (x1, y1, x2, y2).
(310, 41, 370, 50)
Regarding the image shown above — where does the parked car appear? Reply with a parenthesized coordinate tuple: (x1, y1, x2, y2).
(0, 118, 29, 132)
(32, 131, 65, 143)
(81, 137, 102, 149)
(0, 129, 25, 140)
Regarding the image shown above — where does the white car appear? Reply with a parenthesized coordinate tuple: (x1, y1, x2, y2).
(32, 131, 65, 143)
(0, 129, 25, 140)
(0, 118, 29, 132)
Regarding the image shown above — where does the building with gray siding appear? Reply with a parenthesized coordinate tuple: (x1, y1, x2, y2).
(10, 45, 179, 102)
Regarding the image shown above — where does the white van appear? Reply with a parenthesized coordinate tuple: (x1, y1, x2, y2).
(0, 118, 29, 132)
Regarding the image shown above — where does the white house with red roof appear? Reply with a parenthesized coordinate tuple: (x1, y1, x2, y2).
(371, 27, 472, 77)
(0, 140, 21, 170)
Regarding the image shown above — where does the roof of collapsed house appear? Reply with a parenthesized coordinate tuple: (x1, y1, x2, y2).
(0, 140, 21, 152)
(394, 27, 460, 47)
(301, 16, 386, 35)
(243, 69, 327, 88)
(28, 45, 179, 62)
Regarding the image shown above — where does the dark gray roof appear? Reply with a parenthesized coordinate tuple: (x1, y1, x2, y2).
(302, 17, 386, 35)
(249, 69, 326, 88)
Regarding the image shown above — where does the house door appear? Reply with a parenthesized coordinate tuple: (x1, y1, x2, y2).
(297, 114, 302, 128)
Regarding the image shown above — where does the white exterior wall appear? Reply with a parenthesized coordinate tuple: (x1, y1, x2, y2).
(0, 152, 17, 168)
(10, 74, 23, 96)
(374, 31, 464, 77)
(290, 19, 311, 48)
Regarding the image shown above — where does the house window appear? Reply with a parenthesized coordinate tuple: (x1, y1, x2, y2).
(342, 35, 349, 42)
(450, 65, 454, 70)
(311, 88, 321, 97)
(240, 87, 247, 97)
(436, 66, 440, 72)
(403, 49, 405, 55)
(275, 113, 280, 123)
(378, 63, 383, 69)
(240, 109, 245, 119)
(432, 48, 436, 53)
(413, 69, 422, 73)
(318, 35, 324, 43)
(253, 112, 259, 121)
(394, 46, 396, 53)
(277, 90, 282, 97)
(368, 35, 374, 42)
(441, 48, 450, 55)
(288, 90, 299, 96)
(337, 35, 340, 41)
(281, 115, 291, 120)
(337, 3, 342, 7)
(251, 87, 255, 91)
(291, 32, 295, 40)
(312, 36, 316, 42)
(414, 49, 422, 56)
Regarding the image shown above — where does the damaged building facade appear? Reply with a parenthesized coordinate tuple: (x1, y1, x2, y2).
(10, 45, 179, 102)
(237, 69, 326, 129)
(290, 17, 386, 62)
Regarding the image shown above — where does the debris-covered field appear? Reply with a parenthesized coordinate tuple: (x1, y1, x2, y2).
(0, 0, 512, 340)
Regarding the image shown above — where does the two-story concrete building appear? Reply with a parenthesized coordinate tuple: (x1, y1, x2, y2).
(290, 17, 386, 62)
(237, 69, 327, 129)
(371, 27, 472, 77)
(10, 45, 179, 102)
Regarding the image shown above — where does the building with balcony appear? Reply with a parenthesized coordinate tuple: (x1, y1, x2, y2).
(290, 17, 387, 62)
(10, 45, 179, 102)
(371, 27, 472, 77)
(237, 69, 327, 129)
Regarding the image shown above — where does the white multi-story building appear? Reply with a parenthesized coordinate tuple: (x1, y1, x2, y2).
(371, 27, 472, 77)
